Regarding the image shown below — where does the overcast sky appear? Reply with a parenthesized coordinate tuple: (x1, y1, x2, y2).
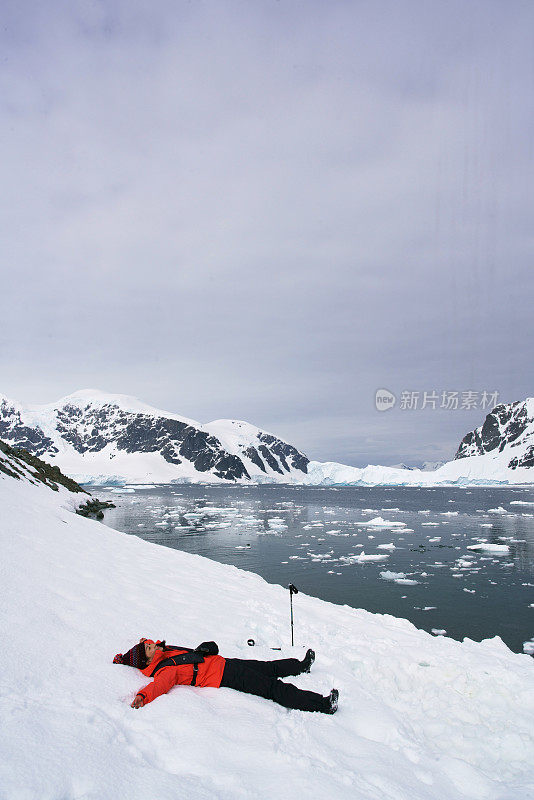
(1, 0, 533, 466)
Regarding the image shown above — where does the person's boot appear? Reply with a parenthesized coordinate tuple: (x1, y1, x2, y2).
(322, 688, 339, 714)
(300, 648, 315, 673)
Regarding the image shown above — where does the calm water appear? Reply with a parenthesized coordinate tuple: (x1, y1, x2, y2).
(96, 484, 534, 653)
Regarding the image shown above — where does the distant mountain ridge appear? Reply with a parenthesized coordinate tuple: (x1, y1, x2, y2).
(0, 390, 532, 486)
(0, 390, 309, 485)
(390, 461, 446, 472)
(306, 397, 534, 486)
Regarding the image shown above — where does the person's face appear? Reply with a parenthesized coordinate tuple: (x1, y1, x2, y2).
(144, 641, 157, 664)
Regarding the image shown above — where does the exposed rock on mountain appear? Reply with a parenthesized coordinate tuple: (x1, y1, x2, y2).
(0, 439, 88, 495)
(454, 399, 534, 469)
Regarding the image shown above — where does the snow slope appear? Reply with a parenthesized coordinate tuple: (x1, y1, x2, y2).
(1, 462, 533, 799)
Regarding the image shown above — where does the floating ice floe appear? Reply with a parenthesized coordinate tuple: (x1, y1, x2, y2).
(510, 500, 534, 506)
(339, 551, 389, 564)
(467, 543, 510, 554)
(203, 522, 232, 529)
(307, 550, 335, 562)
(199, 507, 240, 515)
(421, 522, 440, 526)
(356, 517, 406, 528)
(378, 543, 396, 550)
(432, 629, 447, 636)
(524, 638, 534, 655)
(487, 506, 508, 514)
(380, 571, 419, 585)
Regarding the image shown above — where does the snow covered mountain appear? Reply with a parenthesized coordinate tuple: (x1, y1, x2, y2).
(304, 398, 534, 486)
(454, 398, 534, 469)
(0, 390, 309, 485)
(1, 391, 532, 486)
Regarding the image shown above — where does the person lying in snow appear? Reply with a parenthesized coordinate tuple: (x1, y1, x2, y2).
(114, 638, 339, 714)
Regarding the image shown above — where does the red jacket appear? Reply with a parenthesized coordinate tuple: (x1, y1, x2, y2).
(136, 643, 226, 705)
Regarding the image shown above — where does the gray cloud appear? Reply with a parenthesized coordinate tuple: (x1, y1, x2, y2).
(1, 0, 532, 465)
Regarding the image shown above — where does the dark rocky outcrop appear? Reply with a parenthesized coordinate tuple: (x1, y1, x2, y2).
(0, 399, 58, 457)
(258, 432, 309, 473)
(454, 400, 533, 470)
(76, 498, 116, 519)
(0, 440, 88, 494)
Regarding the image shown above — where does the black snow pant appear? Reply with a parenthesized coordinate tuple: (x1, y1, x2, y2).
(220, 657, 328, 713)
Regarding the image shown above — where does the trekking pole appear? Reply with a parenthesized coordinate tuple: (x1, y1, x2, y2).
(288, 583, 298, 646)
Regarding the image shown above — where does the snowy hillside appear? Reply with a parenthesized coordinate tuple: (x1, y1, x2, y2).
(0, 390, 309, 485)
(1, 446, 533, 799)
(0, 437, 88, 497)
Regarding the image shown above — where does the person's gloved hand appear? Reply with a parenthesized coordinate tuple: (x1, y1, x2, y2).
(196, 641, 219, 656)
(131, 694, 145, 709)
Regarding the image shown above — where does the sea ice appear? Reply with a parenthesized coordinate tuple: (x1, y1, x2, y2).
(339, 552, 389, 564)
(467, 543, 510, 554)
(357, 517, 406, 528)
(380, 571, 419, 585)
